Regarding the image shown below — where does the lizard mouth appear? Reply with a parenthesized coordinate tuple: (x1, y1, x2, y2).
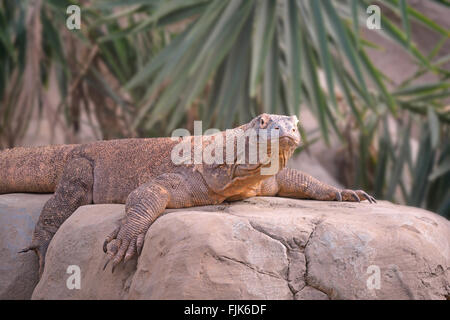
(279, 135, 300, 148)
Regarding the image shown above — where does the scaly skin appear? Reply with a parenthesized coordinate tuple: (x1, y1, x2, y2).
(0, 114, 375, 276)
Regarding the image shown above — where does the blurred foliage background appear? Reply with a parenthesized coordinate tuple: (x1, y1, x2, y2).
(0, 0, 449, 217)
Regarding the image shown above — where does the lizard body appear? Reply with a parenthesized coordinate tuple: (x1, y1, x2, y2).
(0, 114, 375, 275)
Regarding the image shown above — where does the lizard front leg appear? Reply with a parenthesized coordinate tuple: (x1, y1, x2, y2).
(261, 168, 376, 203)
(19, 157, 94, 277)
(102, 172, 205, 272)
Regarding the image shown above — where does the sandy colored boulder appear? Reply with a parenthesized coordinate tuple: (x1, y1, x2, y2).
(31, 204, 136, 300)
(27, 196, 449, 300)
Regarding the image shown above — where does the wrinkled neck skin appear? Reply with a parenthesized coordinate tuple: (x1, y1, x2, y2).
(196, 124, 296, 199)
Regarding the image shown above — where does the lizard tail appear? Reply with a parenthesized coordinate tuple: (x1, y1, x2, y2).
(0, 144, 77, 194)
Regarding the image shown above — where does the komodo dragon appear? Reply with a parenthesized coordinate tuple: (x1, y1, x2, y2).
(0, 113, 375, 276)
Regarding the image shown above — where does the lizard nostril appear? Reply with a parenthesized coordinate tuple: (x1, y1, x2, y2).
(292, 128, 296, 132)
(274, 127, 280, 130)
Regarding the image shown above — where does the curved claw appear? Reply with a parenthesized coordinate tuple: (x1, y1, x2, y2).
(340, 189, 360, 202)
(109, 241, 130, 273)
(110, 239, 129, 273)
(103, 259, 110, 271)
(124, 239, 137, 264)
(19, 241, 49, 277)
(350, 191, 360, 202)
(340, 189, 377, 203)
(18, 245, 37, 254)
(355, 190, 377, 204)
(339, 189, 376, 203)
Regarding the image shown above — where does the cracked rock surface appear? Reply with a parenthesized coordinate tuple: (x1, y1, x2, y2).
(1, 194, 448, 299)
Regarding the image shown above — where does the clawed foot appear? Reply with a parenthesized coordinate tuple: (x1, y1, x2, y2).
(336, 189, 376, 203)
(102, 221, 146, 273)
(19, 239, 50, 278)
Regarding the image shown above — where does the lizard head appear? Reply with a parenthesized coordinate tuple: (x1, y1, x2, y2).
(234, 113, 301, 174)
(198, 114, 300, 197)
(246, 113, 300, 149)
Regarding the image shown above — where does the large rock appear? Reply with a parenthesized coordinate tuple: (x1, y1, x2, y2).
(0, 193, 51, 299)
(32, 203, 137, 300)
(25, 196, 449, 300)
